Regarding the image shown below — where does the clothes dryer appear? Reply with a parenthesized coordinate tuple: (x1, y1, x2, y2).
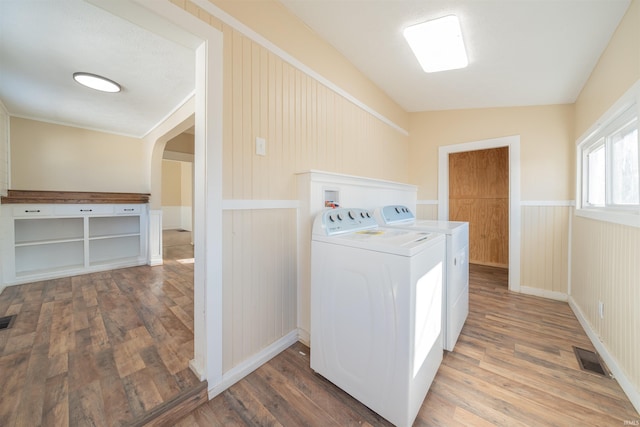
(374, 205, 469, 351)
(311, 207, 445, 427)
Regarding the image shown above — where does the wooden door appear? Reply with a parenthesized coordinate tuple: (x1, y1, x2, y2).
(449, 147, 508, 268)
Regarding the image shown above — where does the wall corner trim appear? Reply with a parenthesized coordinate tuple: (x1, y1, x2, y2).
(568, 296, 640, 415)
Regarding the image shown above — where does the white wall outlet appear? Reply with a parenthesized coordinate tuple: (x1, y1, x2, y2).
(256, 137, 266, 156)
(598, 301, 604, 319)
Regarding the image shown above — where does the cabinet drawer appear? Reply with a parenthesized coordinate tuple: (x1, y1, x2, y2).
(115, 205, 142, 215)
(12, 205, 54, 217)
(54, 205, 115, 216)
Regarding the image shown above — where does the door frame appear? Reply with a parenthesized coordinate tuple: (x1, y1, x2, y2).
(438, 135, 521, 292)
(91, 0, 224, 390)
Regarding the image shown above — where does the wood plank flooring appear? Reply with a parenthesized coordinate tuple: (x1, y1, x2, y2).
(0, 230, 203, 427)
(176, 264, 640, 426)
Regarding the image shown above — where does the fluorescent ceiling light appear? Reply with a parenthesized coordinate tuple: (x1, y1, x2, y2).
(403, 15, 468, 73)
(73, 72, 121, 93)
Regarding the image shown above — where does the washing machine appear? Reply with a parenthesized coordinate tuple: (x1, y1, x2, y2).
(374, 205, 469, 352)
(311, 207, 445, 427)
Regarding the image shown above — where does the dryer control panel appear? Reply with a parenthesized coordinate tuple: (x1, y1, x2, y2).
(314, 208, 378, 236)
(377, 205, 415, 225)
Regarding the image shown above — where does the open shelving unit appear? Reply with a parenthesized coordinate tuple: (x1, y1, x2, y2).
(1, 191, 149, 285)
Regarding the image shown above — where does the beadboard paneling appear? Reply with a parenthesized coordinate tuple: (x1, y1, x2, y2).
(571, 216, 640, 397)
(222, 24, 409, 200)
(222, 208, 297, 372)
(521, 205, 570, 295)
(416, 203, 438, 220)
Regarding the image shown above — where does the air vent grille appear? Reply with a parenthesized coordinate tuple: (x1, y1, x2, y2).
(0, 315, 16, 330)
(573, 346, 611, 377)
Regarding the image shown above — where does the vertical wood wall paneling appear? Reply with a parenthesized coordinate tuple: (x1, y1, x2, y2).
(193, 12, 409, 372)
(571, 217, 640, 396)
(416, 204, 438, 220)
(521, 206, 570, 295)
(449, 147, 509, 267)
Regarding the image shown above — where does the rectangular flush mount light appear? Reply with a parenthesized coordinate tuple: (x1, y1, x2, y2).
(403, 15, 468, 73)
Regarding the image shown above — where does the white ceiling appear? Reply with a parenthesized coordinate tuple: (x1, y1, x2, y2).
(0, 0, 632, 139)
(280, 0, 631, 112)
(0, 0, 195, 138)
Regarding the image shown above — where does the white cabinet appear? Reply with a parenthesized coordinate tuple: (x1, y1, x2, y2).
(1, 204, 148, 285)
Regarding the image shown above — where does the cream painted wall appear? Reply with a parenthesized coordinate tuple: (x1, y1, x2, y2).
(165, 132, 195, 154)
(409, 105, 575, 201)
(408, 105, 575, 295)
(9, 117, 147, 193)
(571, 0, 640, 411)
(161, 159, 193, 230)
(574, 0, 640, 138)
(162, 159, 183, 205)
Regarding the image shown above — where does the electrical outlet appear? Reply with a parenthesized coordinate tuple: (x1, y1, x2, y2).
(598, 301, 604, 319)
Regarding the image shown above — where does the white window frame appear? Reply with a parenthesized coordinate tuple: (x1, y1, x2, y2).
(576, 81, 640, 228)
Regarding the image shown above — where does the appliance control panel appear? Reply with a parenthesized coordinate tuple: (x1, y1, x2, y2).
(379, 205, 415, 224)
(314, 208, 378, 236)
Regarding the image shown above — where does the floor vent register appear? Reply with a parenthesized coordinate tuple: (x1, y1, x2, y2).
(0, 315, 16, 331)
(573, 346, 611, 378)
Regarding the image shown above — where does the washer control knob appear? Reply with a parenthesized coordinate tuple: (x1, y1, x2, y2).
(337, 213, 343, 221)
(348, 211, 355, 220)
(328, 214, 335, 222)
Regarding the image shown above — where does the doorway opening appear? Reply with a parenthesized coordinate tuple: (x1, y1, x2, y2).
(161, 128, 195, 261)
(94, 0, 225, 389)
(438, 135, 521, 292)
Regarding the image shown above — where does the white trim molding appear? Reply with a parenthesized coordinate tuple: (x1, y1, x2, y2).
(191, 0, 408, 137)
(417, 200, 438, 205)
(222, 199, 300, 210)
(438, 135, 521, 292)
(520, 286, 567, 302)
(520, 200, 575, 207)
(148, 209, 163, 266)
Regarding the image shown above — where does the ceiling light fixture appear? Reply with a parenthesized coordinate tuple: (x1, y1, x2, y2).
(73, 72, 121, 93)
(403, 15, 468, 73)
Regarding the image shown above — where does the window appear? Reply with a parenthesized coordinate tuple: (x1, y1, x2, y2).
(577, 101, 640, 227)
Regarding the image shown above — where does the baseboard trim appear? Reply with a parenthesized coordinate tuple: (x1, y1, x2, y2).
(297, 327, 310, 347)
(207, 329, 299, 399)
(568, 296, 640, 414)
(519, 286, 568, 302)
(149, 258, 163, 266)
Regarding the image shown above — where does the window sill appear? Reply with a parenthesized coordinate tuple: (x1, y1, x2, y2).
(575, 208, 640, 228)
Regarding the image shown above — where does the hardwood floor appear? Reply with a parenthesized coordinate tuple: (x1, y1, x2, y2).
(0, 229, 204, 427)
(176, 264, 639, 426)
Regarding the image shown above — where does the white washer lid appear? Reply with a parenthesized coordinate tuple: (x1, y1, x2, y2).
(313, 226, 444, 257)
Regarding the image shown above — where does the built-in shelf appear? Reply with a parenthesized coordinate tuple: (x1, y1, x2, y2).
(1, 202, 148, 285)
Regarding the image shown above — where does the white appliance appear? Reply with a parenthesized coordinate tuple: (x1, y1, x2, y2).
(374, 205, 469, 352)
(311, 207, 445, 427)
